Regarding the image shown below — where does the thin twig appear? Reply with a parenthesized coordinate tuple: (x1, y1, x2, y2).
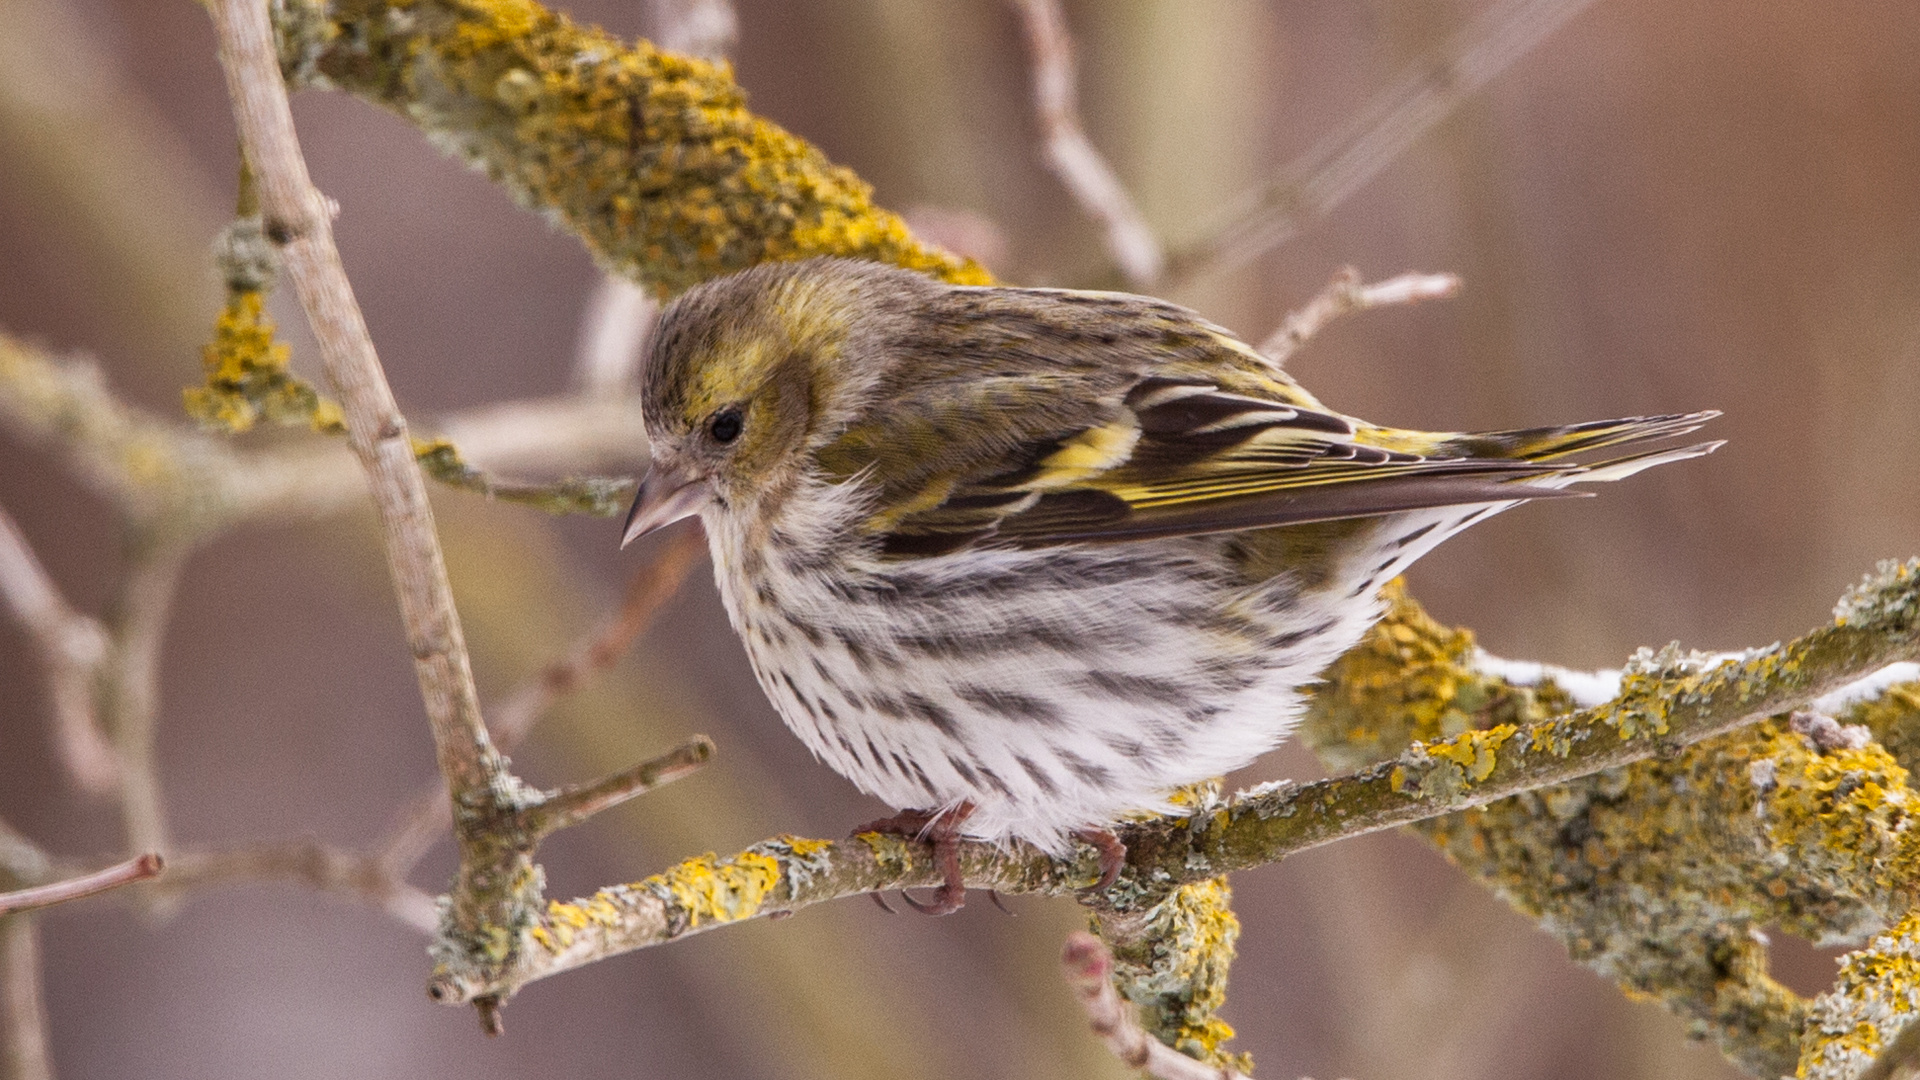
(161, 842, 439, 934)
(0, 915, 52, 1080)
(1061, 932, 1247, 1080)
(1257, 267, 1462, 366)
(0, 854, 163, 917)
(1165, 0, 1601, 289)
(209, 0, 514, 949)
(0, 502, 118, 794)
(377, 525, 705, 877)
(523, 736, 715, 839)
(1011, 0, 1164, 287)
(103, 538, 188, 864)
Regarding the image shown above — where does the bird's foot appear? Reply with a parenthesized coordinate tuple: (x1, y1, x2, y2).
(1072, 827, 1126, 893)
(852, 802, 976, 916)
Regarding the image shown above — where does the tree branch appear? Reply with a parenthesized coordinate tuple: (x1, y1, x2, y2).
(0, 915, 53, 1080)
(0, 502, 118, 794)
(1257, 266, 1462, 366)
(378, 525, 705, 877)
(1011, 0, 1163, 287)
(0, 854, 163, 918)
(521, 736, 714, 840)
(1060, 932, 1247, 1080)
(159, 842, 438, 934)
(276, 0, 987, 295)
(425, 558, 1920, 1006)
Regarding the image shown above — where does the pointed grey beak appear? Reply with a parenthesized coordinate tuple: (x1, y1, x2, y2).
(620, 466, 712, 548)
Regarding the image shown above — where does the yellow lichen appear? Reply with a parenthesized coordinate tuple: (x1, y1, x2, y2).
(294, 0, 991, 296)
(1102, 878, 1252, 1073)
(647, 850, 781, 928)
(1426, 724, 1518, 783)
(185, 290, 343, 435)
(1799, 910, 1920, 1079)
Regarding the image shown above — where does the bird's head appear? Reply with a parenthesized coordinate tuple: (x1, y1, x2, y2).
(622, 258, 928, 546)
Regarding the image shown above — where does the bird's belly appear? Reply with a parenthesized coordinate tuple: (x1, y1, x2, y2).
(716, 536, 1384, 852)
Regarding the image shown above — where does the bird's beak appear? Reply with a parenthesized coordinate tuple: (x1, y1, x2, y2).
(620, 464, 712, 548)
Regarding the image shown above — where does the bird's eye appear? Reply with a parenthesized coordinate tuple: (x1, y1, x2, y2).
(708, 408, 743, 445)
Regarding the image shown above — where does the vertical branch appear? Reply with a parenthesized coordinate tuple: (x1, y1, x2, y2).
(0, 916, 52, 1080)
(100, 538, 189, 861)
(1011, 0, 1164, 287)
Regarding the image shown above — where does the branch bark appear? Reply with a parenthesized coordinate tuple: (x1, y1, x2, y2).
(425, 558, 1920, 1006)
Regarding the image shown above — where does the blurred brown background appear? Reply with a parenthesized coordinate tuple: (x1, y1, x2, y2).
(2, 0, 1917, 1077)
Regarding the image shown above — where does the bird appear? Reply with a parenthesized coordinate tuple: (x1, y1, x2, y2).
(621, 257, 1719, 914)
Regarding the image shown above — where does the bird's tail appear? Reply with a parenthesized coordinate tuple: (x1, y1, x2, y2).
(1448, 411, 1724, 490)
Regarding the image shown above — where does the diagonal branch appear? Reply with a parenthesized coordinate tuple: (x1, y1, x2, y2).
(377, 525, 705, 878)
(1011, 0, 1164, 287)
(0, 502, 119, 794)
(1258, 266, 1462, 366)
(426, 558, 1920, 1005)
(1163, 0, 1603, 289)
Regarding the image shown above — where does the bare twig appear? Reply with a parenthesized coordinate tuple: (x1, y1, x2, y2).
(0, 854, 163, 917)
(1165, 0, 1601, 289)
(161, 842, 438, 934)
(0, 503, 118, 793)
(103, 538, 188, 864)
(209, 0, 520, 967)
(1, 915, 52, 1080)
(523, 736, 714, 839)
(378, 525, 705, 877)
(1257, 267, 1462, 366)
(1011, 0, 1164, 287)
(490, 525, 705, 747)
(1061, 932, 1247, 1080)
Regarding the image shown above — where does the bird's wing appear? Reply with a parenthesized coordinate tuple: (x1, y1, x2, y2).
(822, 371, 1616, 557)
(814, 289, 1715, 557)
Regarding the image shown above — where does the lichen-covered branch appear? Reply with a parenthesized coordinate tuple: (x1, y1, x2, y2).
(1060, 931, 1248, 1080)
(1302, 573, 1920, 1076)
(275, 0, 988, 295)
(425, 560, 1920, 1023)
